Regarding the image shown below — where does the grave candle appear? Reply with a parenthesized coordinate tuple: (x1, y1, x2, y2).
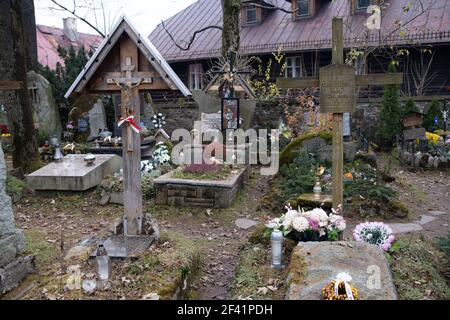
(271, 229, 284, 269)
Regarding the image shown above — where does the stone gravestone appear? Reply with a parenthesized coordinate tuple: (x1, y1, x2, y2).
(201, 112, 222, 133)
(87, 98, 107, 140)
(28, 71, 63, 139)
(286, 242, 397, 300)
(0, 144, 35, 293)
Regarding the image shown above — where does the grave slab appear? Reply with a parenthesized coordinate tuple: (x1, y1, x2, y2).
(235, 218, 259, 230)
(286, 242, 397, 300)
(27, 154, 122, 191)
(417, 215, 437, 226)
(429, 211, 447, 216)
(388, 223, 423, 234)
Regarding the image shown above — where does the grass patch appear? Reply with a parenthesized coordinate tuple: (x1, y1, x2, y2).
(172, 166, 232, 181)
(127, 231, 202, 300)
(229, 240, 290, 300)
(389, 234, 450, 300)
(24, 230, 58, 268)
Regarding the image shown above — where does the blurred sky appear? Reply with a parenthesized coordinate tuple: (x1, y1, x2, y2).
(34, 0, 198, 36)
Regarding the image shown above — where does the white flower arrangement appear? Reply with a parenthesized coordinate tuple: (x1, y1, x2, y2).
(265, 206, 346, 242)
(353, 222, 395, 251)
(140, 142, 171, 176)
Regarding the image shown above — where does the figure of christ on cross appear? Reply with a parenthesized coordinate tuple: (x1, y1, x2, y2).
(277, 17, 403, 213)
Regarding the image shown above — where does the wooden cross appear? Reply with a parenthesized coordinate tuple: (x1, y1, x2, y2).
(107, 56, 146, 236)
(277, 17, 403, 211)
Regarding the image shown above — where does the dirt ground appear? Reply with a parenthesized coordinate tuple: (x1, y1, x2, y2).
(2, 154, 449, 300)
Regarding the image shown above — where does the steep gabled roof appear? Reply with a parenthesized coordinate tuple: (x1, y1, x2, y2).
(37, 24, 103, 70)
(65, 16, 191, 98)
(149, 0, 450, 62)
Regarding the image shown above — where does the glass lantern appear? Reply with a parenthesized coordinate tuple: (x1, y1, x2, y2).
(95, 244, 112, 283)
(271, 229, 284, 269)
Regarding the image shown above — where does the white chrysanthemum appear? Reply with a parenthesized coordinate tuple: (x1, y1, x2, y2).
(283, 210, 298, 229)
(292, 216, 309, 232)
(309, 208, 329, 227)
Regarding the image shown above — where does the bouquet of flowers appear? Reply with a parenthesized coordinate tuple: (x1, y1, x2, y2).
(265, 206, 346, 242)
(353, 222, 395, 251)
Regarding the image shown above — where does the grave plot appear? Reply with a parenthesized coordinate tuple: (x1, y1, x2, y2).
(154, 165, 250, 208)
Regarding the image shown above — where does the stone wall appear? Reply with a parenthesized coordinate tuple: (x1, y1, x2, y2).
(156, 99, 442, 142)
(154, 100, 284, 135)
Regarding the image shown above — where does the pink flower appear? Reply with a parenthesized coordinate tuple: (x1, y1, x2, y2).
(308, 218, 319, 231)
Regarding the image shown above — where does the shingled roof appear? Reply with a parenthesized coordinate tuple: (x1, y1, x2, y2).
(149, 0, 450, 62)
(37, 24, 103, 70)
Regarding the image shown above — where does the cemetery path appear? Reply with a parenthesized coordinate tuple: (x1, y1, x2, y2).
(393, 169, 450, 239)
(157, 172, 272, 300)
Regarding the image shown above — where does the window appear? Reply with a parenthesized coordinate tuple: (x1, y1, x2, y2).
(297, 0, 309, 17)
(246, 6, 257, 24)
(285, 57, 302, 78)
(189, 64, 203, 91)
(357, 0, 372, 9)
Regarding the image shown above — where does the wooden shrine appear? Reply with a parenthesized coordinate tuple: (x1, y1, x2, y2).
(65, 16, 190, 256)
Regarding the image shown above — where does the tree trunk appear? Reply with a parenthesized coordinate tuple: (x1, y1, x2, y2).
(0, 0, 41, 175)
(221, 0, 241, 58)
(21, 0, 38, 70)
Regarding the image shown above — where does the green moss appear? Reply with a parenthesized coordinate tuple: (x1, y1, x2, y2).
(287, 248, 306, 286)
(24, 230, 58, 268)
(6, 175, 27, 202)
(248, 224, 270, 245)
(279, 131, 332, 165)
(135, 232, 202, 300)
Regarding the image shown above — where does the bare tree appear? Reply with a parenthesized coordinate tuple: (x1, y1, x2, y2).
(47, 0, 123, 37)
(404, 49, 440, 97)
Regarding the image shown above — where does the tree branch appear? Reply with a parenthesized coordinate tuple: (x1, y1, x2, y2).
(161, 20, 222, 51)
(49, 0, 105, 37)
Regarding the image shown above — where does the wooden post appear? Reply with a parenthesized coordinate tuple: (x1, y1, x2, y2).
(331, 18, 344, 210)
(121, 86, 142, 236)
(332, 113, 344, 209)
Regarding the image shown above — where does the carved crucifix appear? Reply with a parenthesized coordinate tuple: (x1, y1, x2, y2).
(64, 17, 191, 255)
(109, 57, 144, 153)
(277, 17, 403, 211)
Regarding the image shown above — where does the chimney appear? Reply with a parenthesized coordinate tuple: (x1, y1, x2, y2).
(63, 17, 77, 42)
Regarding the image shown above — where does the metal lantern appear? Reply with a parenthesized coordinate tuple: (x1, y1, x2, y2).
(270, 229, 284, 269)
(95, 244, 112, 283)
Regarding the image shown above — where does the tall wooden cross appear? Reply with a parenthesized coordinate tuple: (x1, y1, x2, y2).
(277, 17, 403, 211)
(65, 18, 191, 243)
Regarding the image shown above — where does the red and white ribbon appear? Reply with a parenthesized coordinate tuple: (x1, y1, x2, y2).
(118, 116, 141, 134)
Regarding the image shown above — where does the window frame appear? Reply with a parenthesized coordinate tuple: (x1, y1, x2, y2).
(357, 0, 372, 10)
(189, 63, 204, 91)
(296, 0, 310, 17)
(245, 5, 258, 25)
(285, 56, 303, 79)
